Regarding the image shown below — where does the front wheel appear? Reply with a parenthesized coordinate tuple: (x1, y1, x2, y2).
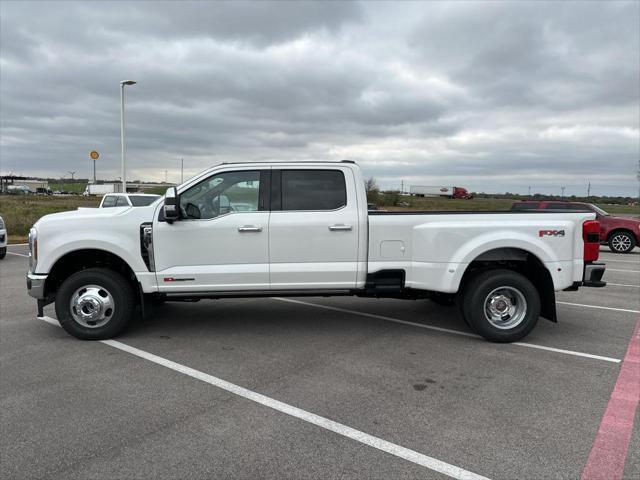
(55, 268, 136, 340)
(0, 247, 6, 259)
(460, 269, 540, 343)
(608, 231, 636, 254)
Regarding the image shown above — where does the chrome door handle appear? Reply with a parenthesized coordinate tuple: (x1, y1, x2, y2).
(238, 225, 263, 232)
(328, 224, 352, 231)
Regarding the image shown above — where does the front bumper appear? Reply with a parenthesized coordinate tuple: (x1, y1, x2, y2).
(26, 273, 48, 299)
(583, 262, 606, 288)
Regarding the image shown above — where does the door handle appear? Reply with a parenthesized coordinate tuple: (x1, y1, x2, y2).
(238, 225, 263, 233)
(328, 224, 352, 231)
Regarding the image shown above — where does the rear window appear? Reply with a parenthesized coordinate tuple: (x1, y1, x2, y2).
(281, 170, 347, 211)
(510, 202, 539, 211)
(115, 196, 129, 207)
(102, 196, 117, 208)
(129, 195, 158, 206)
(547, 203, 590, 211)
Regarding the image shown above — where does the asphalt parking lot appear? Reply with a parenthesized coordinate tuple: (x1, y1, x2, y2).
(1, 244, 638, 480)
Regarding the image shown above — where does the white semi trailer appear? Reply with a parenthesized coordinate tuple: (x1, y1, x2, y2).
(409, 185, 472, 199)
(83, 183, 124, 196)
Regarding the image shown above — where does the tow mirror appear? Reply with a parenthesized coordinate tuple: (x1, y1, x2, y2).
(164, 187, 180, 222)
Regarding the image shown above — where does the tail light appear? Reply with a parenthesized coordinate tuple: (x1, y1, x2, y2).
(582, 220, 600, 262)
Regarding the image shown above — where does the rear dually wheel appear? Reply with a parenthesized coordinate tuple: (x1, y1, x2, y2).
(460, 269, 540, 343)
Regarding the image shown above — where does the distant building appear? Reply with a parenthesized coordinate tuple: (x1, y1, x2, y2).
(0, 176, 49, 193)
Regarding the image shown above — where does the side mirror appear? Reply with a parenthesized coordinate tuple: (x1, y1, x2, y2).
(164, 187, 180, 222)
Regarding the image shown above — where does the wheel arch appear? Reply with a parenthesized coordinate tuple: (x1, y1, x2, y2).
(45, 249, 139, 300)
(607, 228, 637, 243)
(459, 247, 557, 322)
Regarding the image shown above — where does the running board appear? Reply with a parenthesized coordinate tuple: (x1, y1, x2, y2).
(163, 289, 352, 300)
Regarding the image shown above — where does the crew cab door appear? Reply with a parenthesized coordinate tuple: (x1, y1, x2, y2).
(269, 167, 360, 289)
(152, 168, 270, 292)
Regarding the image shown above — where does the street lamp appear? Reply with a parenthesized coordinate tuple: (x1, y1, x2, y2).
(120, 80, 137, 192)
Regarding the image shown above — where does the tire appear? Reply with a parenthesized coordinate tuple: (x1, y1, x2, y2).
(55, 268, 136, 340)
(608, 231, 636, 254)
(429, 292, 455, 306)
(0, 247, 6, 259)
(460, 269, 540, 343)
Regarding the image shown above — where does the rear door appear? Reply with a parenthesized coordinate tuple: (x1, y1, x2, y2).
(269, 167, 360, 289)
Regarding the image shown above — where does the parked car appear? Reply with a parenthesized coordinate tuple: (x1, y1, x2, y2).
(6, 185, 30, 195)
(0, 216, 6, 259)
(27, 161, 605, 343)
(511, 201, 639, 253)
(99, 193, 161, 208)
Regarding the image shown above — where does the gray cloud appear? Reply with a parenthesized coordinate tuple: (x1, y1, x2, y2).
(0, 0, 638, 196)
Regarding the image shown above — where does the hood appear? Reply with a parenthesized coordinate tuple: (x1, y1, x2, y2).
(35, 206, 131, 227)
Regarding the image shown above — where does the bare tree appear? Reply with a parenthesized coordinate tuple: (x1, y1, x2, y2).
(637, 158, 640, 202)
(365, 177, 379, 194)
(364, 177, 379, 204)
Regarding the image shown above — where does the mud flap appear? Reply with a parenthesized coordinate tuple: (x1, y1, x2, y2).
(540, 283, 557, 323)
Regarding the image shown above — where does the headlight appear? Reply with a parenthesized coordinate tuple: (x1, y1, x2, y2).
(28, 227, 38, 272)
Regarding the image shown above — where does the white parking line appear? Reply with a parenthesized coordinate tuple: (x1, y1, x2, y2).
(6, 252, 28, 258)
(607, 283, 640, 289)
(557, 302, 639, 314)
(274, 298, 621, 364)
(607, 268, 640, 273)
(37, 316, 489, 480)
(8, 243, 28, 246)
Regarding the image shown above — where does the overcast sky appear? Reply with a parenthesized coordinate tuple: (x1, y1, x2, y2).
(1, 1, 638, 196)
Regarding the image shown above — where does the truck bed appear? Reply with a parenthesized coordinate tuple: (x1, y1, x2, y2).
(367, 210, 595, 293)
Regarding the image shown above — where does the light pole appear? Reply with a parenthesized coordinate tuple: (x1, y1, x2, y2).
(120, 80, 137, 192)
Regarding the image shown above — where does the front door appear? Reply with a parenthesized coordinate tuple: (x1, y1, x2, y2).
(153, 169, 270, 292)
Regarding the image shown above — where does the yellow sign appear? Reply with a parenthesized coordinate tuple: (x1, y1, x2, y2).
(90, 151, 99, 160)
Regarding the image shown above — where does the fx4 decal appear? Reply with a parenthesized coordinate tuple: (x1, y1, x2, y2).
(539, 229, 565, 237)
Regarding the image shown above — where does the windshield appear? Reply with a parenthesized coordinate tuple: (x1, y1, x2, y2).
(129, 195, 159, 206)
(589, 204, 610, 216)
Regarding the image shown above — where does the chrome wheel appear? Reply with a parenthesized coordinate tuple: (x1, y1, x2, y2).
(69, 285, 115, 328)
(610, 234, 632, 253)
(483, 286, 527, 330)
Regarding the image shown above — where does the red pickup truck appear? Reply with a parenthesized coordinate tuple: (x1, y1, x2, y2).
(511, 201, 640, 254)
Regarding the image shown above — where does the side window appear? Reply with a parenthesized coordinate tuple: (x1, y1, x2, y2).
(179, 170, 260, 219)
(102, 196, 116, 208)
(281, 170, 346, 211)
(115, 196, 129, 207)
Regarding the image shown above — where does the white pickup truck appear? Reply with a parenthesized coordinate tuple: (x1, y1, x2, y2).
(26, 161, 606, 342)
